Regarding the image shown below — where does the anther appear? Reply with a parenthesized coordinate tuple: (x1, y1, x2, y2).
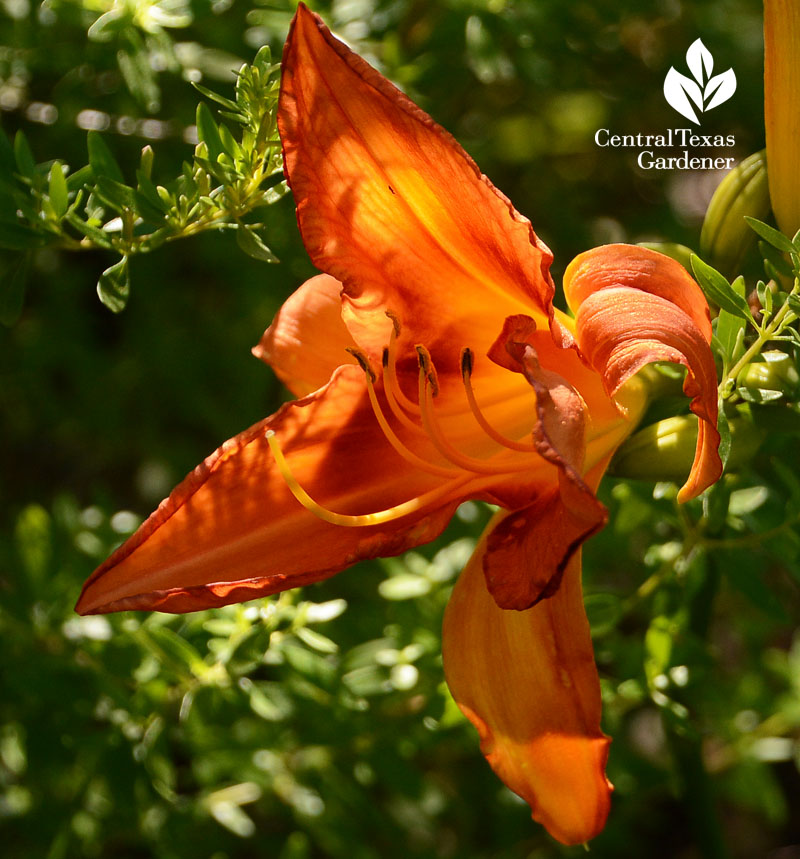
(265, 430, 469, 526)
(346, 347, 376, 383)
(385, 310, 401, 338)
(415, 345, 439, 396)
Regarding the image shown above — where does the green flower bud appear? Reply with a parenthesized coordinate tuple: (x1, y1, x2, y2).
(637, 242, 695, 272)
(700, 150, 770, 278)
(609, 413, 766, 483)
(736, 350, 799, 403)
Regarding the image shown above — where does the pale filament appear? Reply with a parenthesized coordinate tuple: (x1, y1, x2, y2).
(347, 348, 458, 478)
(266, 333, 543, 529)
(381, 348, 426, 434)
(383, 311, 421, 415)
(416, 346, 536, 476)
(460, 348, 537, 453)
(265, 430, 471, 526)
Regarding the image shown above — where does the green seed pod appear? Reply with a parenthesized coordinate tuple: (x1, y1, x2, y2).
(700, 150, 770, 278)
(609, 413, 766, 483)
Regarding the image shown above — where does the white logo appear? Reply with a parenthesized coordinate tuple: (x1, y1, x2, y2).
(663, 39, 736, 125)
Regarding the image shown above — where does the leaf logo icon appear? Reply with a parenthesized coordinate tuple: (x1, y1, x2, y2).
(663, 39, 737, 124)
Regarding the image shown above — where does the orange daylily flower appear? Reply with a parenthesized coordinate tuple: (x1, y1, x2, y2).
(76, 5, 723, 845)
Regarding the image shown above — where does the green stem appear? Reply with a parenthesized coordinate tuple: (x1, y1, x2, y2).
(722, 278, 799, 391)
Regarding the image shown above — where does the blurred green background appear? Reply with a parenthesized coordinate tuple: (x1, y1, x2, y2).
(3, 0, 800, 857)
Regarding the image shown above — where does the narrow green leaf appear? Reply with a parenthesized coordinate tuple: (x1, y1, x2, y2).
(760, 240, 794, 277)
(141, 625, 209, 679)
(133, 189, 167, 224)
(236, 225, 278, 263)
(95, 176, 136, 212)
(87, 131, 124, 183)
(218, 123, 240, 159)
(191, 81, 240, 113)
(787, 294, 800, 316)
(745, 216, 795, 254)
(65, 211, 113, 249)
(717, 405, 732, 470)
(14, 131, 35, 178)
(96, 256, 130, 312)
(691, 255, 755, 324)
(736, 386, 785, 404)
(196, 102, 225, 162)
(48, 162, 68, 219)
(716, 274, 747, 365)
(65, 164, 94, 194)
(0, 252, 31, 325)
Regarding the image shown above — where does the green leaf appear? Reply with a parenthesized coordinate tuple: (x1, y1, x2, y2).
(13, 131, 35, 178)
(65, 164, 94, 194)
(95, 176, 136, 212)
(717, 405, 732, 470)
(691, 255, 755, 324)
(196, 102, 225, 162)
(0, 252, 31, 325)
(140, 624, 209, 680)
(736, 386, 785, 404)
(745, 216, 795, 254)
(48, 162, 68, 219)
(96, 256, 130, 312)
(65, 211, 113, 249)
(236, 225, 278, 263)
(87, 131, 124, 183)
(760, 240, 794, 277)
(716, 275, 747, 365)
(191, 81, 240, 113)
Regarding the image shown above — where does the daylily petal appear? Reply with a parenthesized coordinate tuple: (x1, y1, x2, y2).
(252, 273, 358, 397)
(564, 245, 722, 502)
(442, 526, 611, 846)
(482, 314, 608, 608)
(563, 244, 712, 342)
(76, 365, 467, 615)
(483, 483, 605, 609)
(279, 4, 568, 374)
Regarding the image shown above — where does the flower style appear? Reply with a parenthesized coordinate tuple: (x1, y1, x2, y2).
(76, 5, 723, 845)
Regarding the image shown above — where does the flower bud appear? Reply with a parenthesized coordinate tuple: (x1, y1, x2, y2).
(765, 0, 800, 237)
(609, 414, 765, 483)
(736, 350, 800, 402)
(699, 150, 770, 277)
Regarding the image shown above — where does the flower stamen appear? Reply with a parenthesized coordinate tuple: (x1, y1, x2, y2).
(384, 311, 419, 413)
(347, 348, 457, 478)
(461, 348, 537, 453)
(382, 348, 425, 433)
(265, 430, 470, 526)
(416, 346, 531, 475)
